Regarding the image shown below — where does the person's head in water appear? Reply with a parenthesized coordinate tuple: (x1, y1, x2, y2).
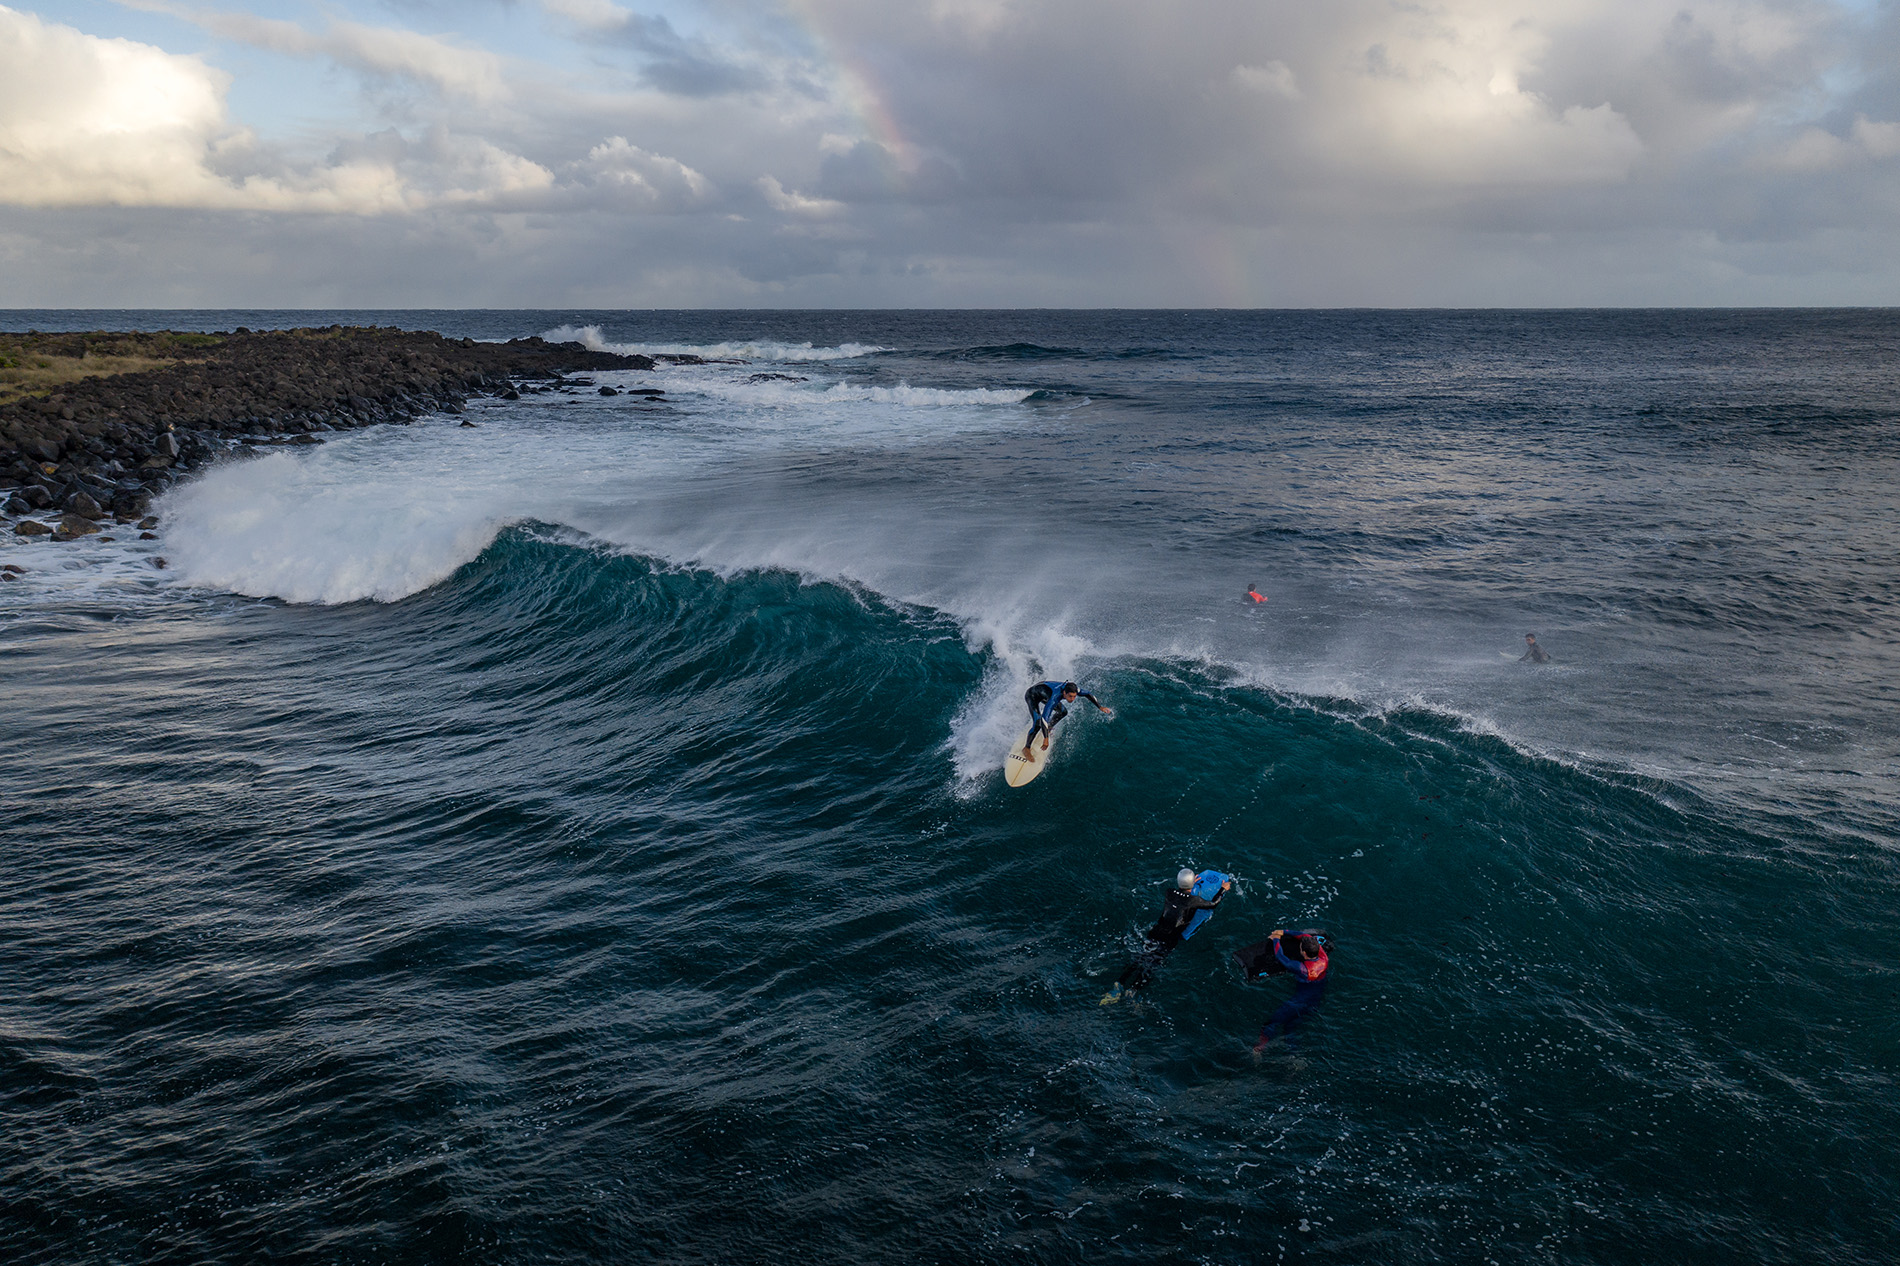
(1177, 868, 1197, 891)
(1061, 682, 1079, 701)
(1291, 934, 1321, 960)
(1524, 633, 1538, 645)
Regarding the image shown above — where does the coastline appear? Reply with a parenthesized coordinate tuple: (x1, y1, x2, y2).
(0, 326, 661, 549)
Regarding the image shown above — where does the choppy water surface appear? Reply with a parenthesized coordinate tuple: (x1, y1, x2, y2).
(3, 311, 1896, 1264)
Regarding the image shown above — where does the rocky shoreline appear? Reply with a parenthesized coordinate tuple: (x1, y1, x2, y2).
(0, 326, 667, 552)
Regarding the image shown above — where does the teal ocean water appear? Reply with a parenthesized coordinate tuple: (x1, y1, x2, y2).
(3, 311, 1896, 1263)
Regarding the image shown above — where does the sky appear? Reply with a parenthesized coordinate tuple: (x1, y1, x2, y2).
(4, 0, 1900, 307)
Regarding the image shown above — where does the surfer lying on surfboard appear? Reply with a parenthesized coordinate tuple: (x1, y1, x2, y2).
(1100, 868, 1231, 1004)
(1022, 681, 1112, 763)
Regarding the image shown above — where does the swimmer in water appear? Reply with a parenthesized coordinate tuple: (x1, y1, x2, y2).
(1022, 680, 1112, 763)
(1101, 868, 1232, 1003)
(1247, 584, 1267, 604)
(1520, 633, 1550, 664)
(1253, 930, 1329, 1053)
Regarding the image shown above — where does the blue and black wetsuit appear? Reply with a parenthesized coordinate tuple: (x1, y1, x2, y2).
(1114, 870, 1232, 994)
(1025, 680, 1102, 744)
(1257, 935, 1329, 1048)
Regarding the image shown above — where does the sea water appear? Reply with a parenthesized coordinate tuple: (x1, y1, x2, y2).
(2, 310, 1895, 1263)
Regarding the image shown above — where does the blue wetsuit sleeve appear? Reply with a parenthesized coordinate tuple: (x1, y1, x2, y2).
(1077, 692, 1103, 708)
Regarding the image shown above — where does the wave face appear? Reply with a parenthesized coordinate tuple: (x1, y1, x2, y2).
(4, 310, 1900, 1265)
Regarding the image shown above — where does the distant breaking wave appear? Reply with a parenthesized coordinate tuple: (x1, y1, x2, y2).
(543, 324, 886, 362)
(681, 375, 1034, 408)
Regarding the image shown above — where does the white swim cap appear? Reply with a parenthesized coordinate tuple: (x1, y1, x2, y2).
(1177, 868, 1197, 890)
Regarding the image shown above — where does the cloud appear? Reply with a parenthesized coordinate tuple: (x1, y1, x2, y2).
(0, 4, 262, 208)
(0, 7, 698, 213)
(536, 0, 767, 96)
(1231, 61, 1299, 101)
(9, 0, 1900, 304)
(573, 137, 714, 209)
(120, 0, 511, 102)
(756, 175, 847, 217)
(540, 0, 633, 31)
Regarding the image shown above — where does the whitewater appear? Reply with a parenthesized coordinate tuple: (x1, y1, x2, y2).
(3, 309, 1896, 1265)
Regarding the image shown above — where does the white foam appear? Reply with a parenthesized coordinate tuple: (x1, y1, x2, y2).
(944, 621, 1100, 786)
(676, 373, 1032, 409)
(0, 525, 173, 613)
(160, 438, 527, 604)
(543, 324, 885, 362)
(150, 358, 1042, 607)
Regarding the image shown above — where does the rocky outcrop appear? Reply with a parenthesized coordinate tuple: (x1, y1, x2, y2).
(0, 326, 673, 533)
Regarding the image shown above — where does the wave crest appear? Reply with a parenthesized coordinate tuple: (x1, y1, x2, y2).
(543, 324, 886, 362)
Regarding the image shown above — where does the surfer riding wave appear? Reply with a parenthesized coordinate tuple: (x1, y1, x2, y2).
(1022, 680, 1112, 763)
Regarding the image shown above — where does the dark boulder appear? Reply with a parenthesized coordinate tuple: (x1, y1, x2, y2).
(599, 386, 620, 396)
(14, 519, 52, 536)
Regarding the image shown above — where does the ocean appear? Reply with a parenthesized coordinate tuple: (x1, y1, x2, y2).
(3, 310, 1895, 1264)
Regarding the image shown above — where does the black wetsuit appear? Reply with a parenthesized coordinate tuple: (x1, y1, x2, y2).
(1520, 642, 1550, 663)
(1025, 681, 1102, 745)
(1114, 886, 1222, 994)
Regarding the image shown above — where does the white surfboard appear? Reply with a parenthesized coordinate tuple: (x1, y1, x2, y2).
(1005, 724, 1054, 787)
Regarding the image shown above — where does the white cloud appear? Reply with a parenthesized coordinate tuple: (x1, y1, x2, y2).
(0, 4, 233, 207)
(757, 175, 847, 216)
(0, 6, 551, 212)
(574, 137, 713, 208)
(121, 1, 511, 103)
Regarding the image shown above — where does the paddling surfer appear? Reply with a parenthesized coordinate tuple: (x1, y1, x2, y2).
(1247, 584, 1267, 604)
(1100, 868, 1232, 1004)
(1520, 633, 1550, 664)
(1022, 680, 1112, 763)
(1253, 930, 1329, 1053)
